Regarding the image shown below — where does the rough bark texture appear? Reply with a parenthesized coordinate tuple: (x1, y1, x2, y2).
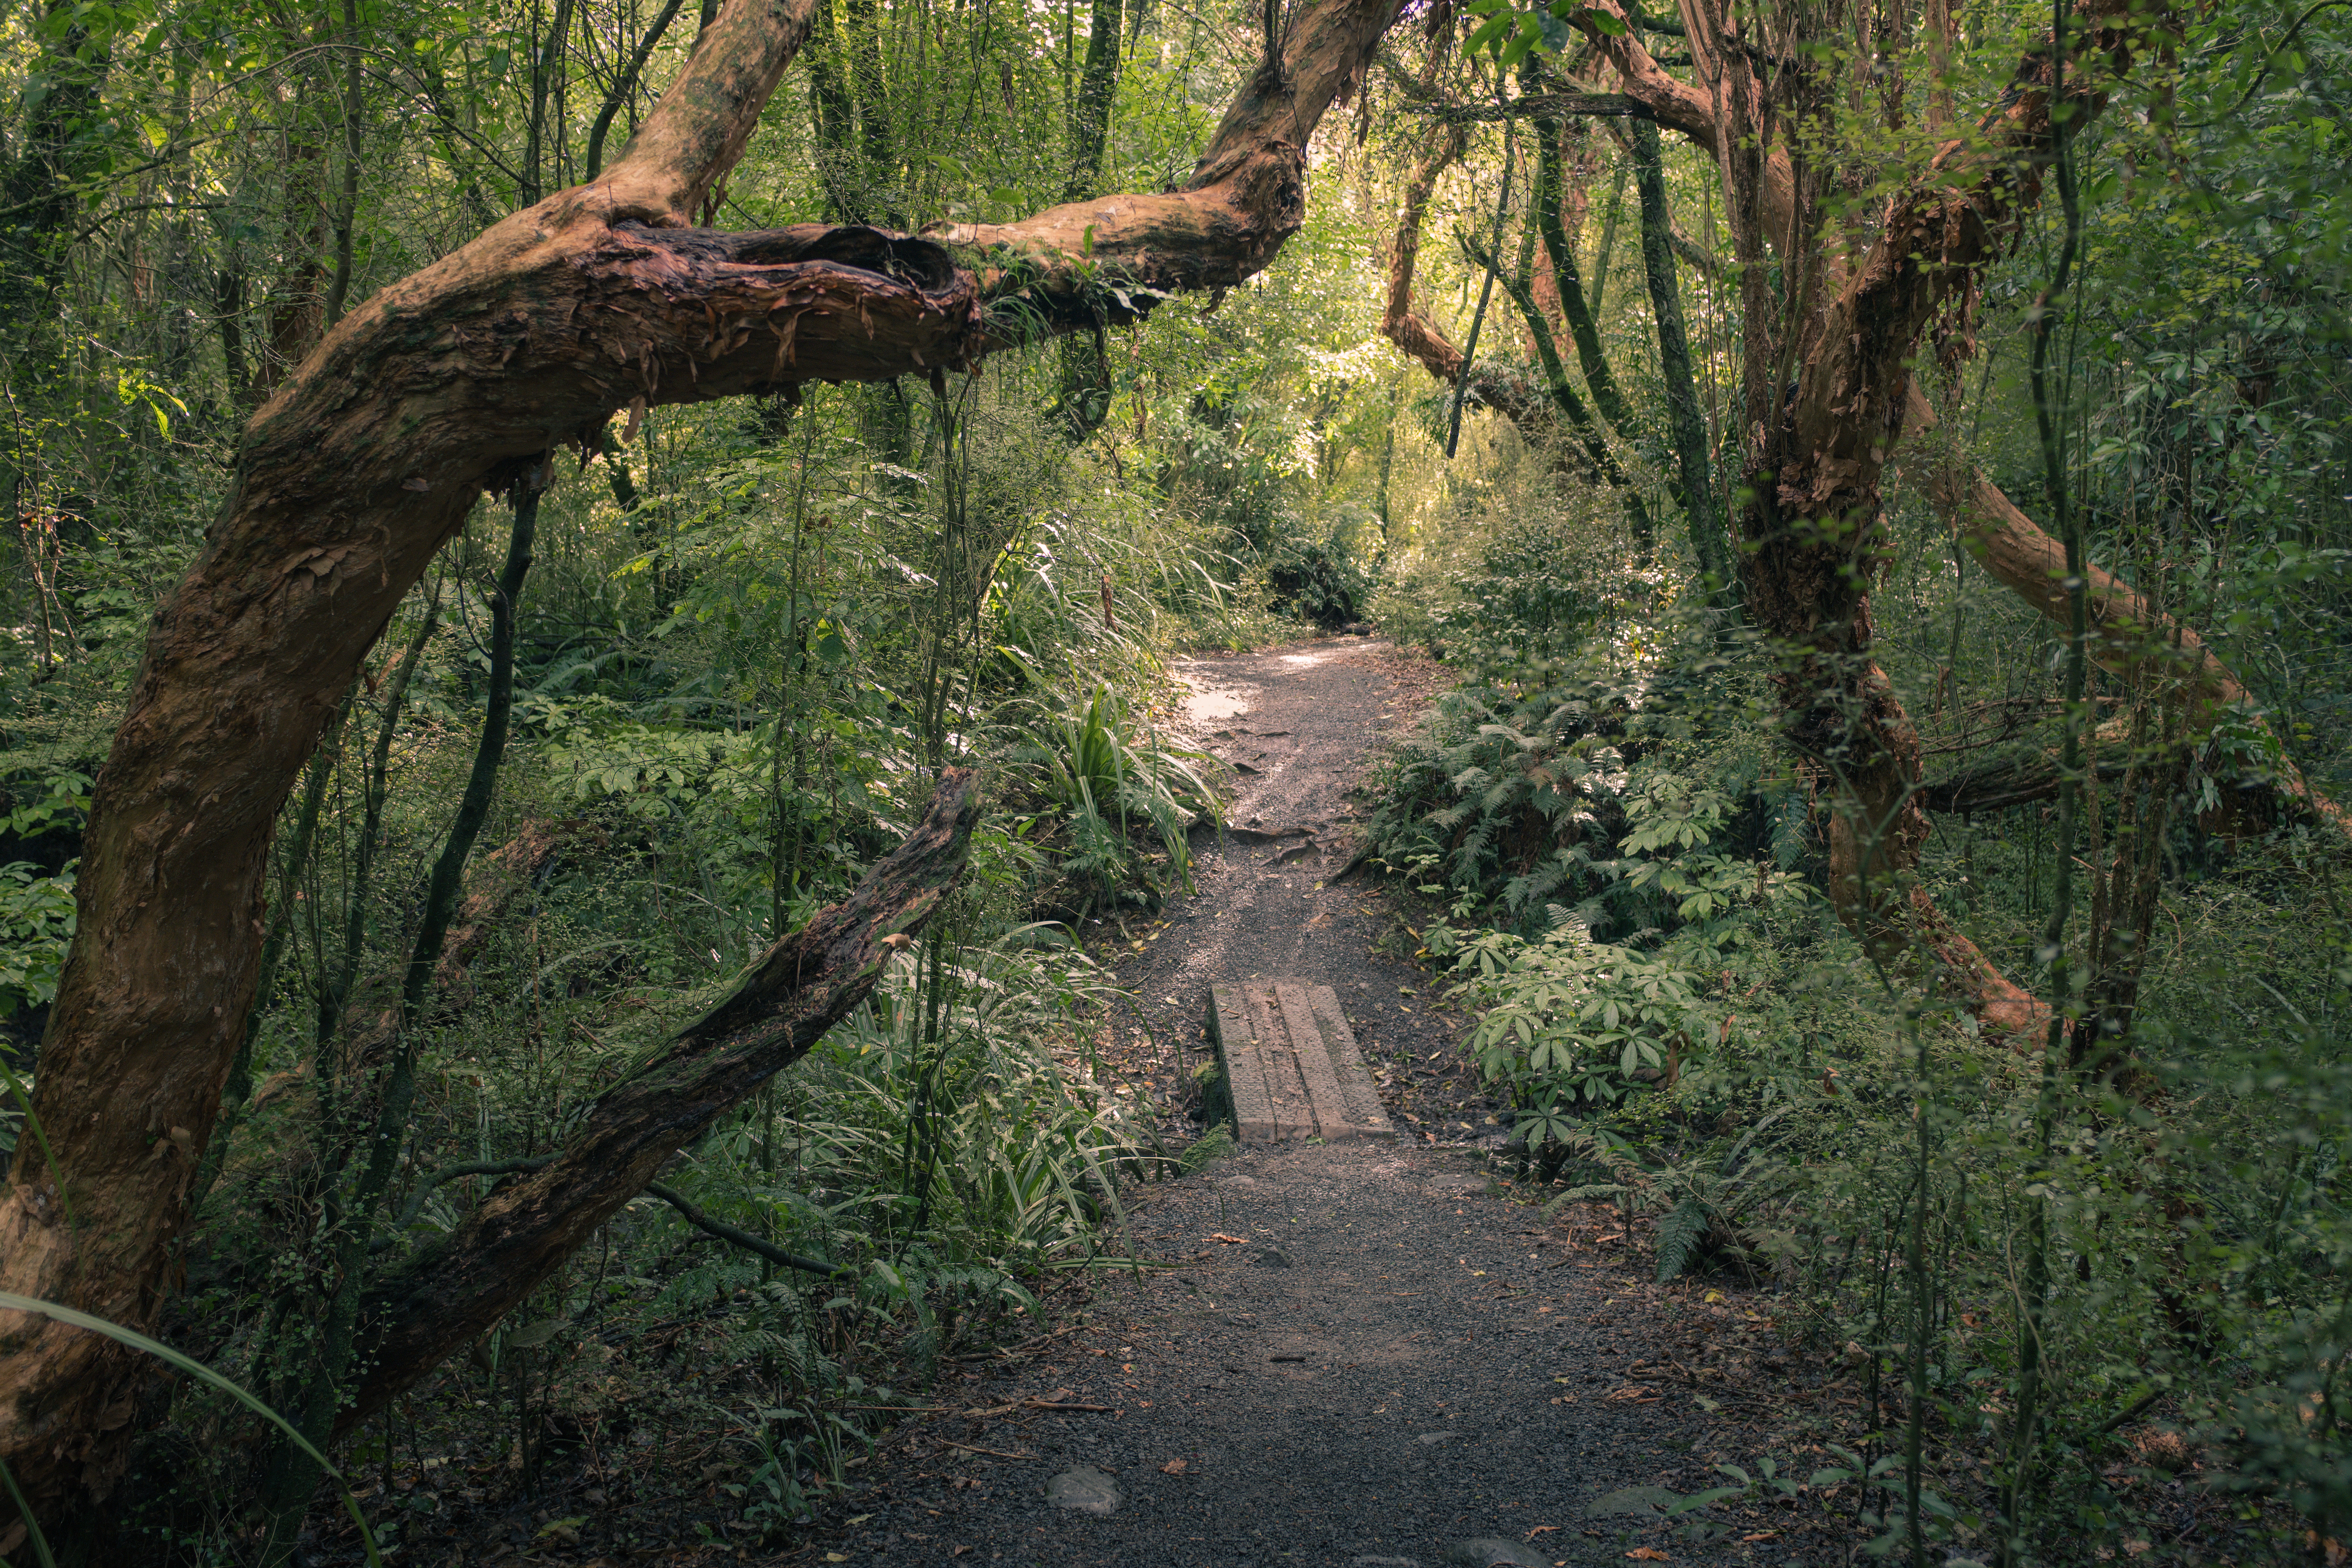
(1557, 0, 2205, 1036)
(1588, 0, 2343, 834)
(0, 0, 1400, 1525)
(1728, 0, 2148, 1036)
(340, 769, 982, 1431)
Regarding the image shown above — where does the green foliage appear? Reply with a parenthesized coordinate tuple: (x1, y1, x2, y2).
(0, 860, 74, 1024)
(1447, 924, 1713, 1114)
(1260, 527, 1373, 629)
(1004, 681, 1217, 913)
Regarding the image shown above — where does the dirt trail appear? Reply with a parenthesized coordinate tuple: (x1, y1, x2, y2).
(817, 639, 1802, 1568)
(1108, 635, 1482, 1131)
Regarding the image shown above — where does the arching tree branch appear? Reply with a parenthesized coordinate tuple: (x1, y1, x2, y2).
(0, 0, 1403, 1528)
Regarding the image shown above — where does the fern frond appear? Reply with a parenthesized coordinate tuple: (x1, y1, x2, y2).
(1655, 1197, 1711, 1283)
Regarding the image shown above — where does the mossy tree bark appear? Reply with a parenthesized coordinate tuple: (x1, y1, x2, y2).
(0, 0, 1401, 1530)
(1582, 0, 2167, 1035)
(1584, 1, 2337, 833)
(1624, 110, 1728, 601)
(1055, 0, 1126, 437)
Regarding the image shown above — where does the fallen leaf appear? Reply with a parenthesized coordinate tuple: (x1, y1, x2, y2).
(825, 1556, 848, 1564)
(844, 1514, 870, 1525)
(1209, 1233, 1248, 1245)
(1526, 1524, 1560, 1537)
(1161, 1459, 1189, 1475)
(1740, 1532, 1778, 1542)
(1626, 1551, 1670, 1562)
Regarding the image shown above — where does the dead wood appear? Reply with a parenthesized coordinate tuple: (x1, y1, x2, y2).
(338, 768, 980, 1432)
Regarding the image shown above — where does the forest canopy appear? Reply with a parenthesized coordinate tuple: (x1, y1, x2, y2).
(0, 0, 2347, 1559)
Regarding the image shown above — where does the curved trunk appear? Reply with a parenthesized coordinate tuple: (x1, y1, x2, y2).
(0, 0, 1402, 1530)
(1710, 0, 2150, 1038)
(342, 769, 982, 1432)
(1588, 0, 2339, 837)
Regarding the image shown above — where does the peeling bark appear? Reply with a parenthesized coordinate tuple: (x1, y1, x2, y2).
(0, 0, 1402, 1526)
(1586, 0, 2343, 834)
(1555, 0, 2223, 1037)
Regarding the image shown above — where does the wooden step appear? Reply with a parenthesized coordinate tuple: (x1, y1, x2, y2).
(1207, 980, 1393, 1142)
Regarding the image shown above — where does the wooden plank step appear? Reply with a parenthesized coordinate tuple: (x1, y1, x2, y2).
(1207, 980, 1393, 1142)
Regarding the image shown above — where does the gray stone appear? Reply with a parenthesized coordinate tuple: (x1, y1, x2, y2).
(1585, 1484, 1679, 1518)
(1248, 1245, 1292, 1268)
(1353, 1558, 1421, 1566)
(1413, 1432, 1455, 1445)
(1442, 1539, 1548, 1567)
(1045, 1466, 1123, 1515)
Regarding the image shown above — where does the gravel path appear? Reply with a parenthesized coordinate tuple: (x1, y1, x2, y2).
(1095, 636, 1507, 1146)
(792, 639, 1811, 1568)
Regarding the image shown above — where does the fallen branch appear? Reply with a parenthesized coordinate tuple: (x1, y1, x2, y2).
(928, 1436, 1034, 1459)
(338, 768, 984, 1434)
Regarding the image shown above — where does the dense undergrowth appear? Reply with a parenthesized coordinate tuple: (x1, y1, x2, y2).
(3, 0, 2350, 1559)
(1358, 397, 2352, 1563)
(0, 338, 1370, 1559)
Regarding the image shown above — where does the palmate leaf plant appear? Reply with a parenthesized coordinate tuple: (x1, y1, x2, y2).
(1446, 921, 1716, 1121)
(1431, 759, 1814, 1133)
(1361, 619, 1807, 941)
(0, 860, 75, 1027)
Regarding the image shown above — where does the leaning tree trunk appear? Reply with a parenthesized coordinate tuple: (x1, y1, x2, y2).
(1617, 0, 2159, 1037)
(1587, 0, 2343, 845)
(344, 768, 982, 1430)
(0, 0, 1401, 1531)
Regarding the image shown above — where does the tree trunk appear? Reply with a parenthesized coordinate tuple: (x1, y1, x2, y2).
(340, 768, 982, 1431)
(0, 2, 112, 361)
(584, 0, 690, 181)
(0, 0, 1401, 1531)
(1915, 417, 2349, 840)
(1055, 0, 1126, 436)
(1526, 89, 1639, 442)
(1379, 122, 1594, 445)
(1583, 0, 2347, 835)
(1685, 0, 2150, 1036)
(1475, 233, 1653, 523)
